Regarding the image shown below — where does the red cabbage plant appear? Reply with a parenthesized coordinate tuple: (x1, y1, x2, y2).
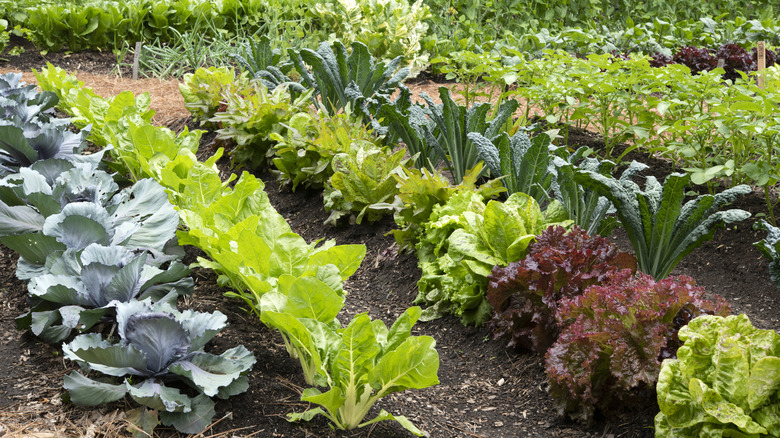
(486, 226, 636, 353)
(544, 271, 730, 423)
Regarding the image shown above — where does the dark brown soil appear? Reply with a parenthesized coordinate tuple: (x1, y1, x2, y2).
(0, 47, 777, 438)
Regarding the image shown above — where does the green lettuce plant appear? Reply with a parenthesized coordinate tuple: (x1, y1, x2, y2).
(271, 110, 376, 191)
(179, 66, 244, 125)
(210, 81, 314, 169)
(311, 0, 431, 77)
(574, 171, 751, 280)
(382, 163, 505, 251)
(323, 144, 409, 225)
(415, 190, 567, 325)
(655, 314, 780, 437)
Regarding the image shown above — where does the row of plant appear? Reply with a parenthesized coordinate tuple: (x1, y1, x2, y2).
(0, 72, 257, 435)
(4, 0, 780, 78)
(169, 39, 780, 433)
(34, 64, 441, 436)
(436, 50, 780, 221)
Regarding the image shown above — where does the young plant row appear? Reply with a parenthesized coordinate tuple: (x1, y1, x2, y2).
(1, 0, 270, 54)
(442, 50, 780, 222)
(35, 64, 440, 436)
(174, 40, 780, 430)
(0, 72, 255, 435)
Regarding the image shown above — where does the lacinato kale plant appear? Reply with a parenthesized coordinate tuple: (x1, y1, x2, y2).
(486, 226, 636, 353)
(545, 271, 730, 423)
(574, 171, 751, 280)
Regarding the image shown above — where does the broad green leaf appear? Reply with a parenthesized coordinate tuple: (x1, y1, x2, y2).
(63, 371, 126, 406)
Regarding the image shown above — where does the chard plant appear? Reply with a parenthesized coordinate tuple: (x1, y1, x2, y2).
(311, 0, 431, 77)
(574, 171, 751, 280)
(259, 276, 438, 436)
(62, 299, 256, 435)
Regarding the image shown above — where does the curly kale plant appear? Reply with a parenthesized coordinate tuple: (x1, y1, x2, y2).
(486, 226, 636, 353)
(545, 271, 730, 423)
(63, 299, 255, 435)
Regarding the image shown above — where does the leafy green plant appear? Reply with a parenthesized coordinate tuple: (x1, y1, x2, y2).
(383, 162, 505, 251)
(323, 144, 409, 225)
(271, 110, 374, 191)
(179, 66, 245, 125)
(177, 172, 366, 314)
(487, 226, 636, 353)
(379, 86, 518, 184)
(552, 153, 648, 237)
(655, 314, 780, 437)
(17, 242, 192, 343)
(259, 276, 438, 435)
(547, 271, 730, 424)
(311, 0, 431, 77)
(574, 171, 751, 280)
(210, 81, 314, 169)
(415, 191, 567, 325)
(62, 299, 255, 435)
(289, 40, 409, 123)
(0, 162, 180, 281)
(469, 130, 554, 202)
(754, 219, 780, 289)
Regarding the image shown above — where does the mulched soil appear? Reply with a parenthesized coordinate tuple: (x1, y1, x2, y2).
(0, 43, 777, 438)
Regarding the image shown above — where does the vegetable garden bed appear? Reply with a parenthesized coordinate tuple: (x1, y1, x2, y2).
(0, 43, 779, 438)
